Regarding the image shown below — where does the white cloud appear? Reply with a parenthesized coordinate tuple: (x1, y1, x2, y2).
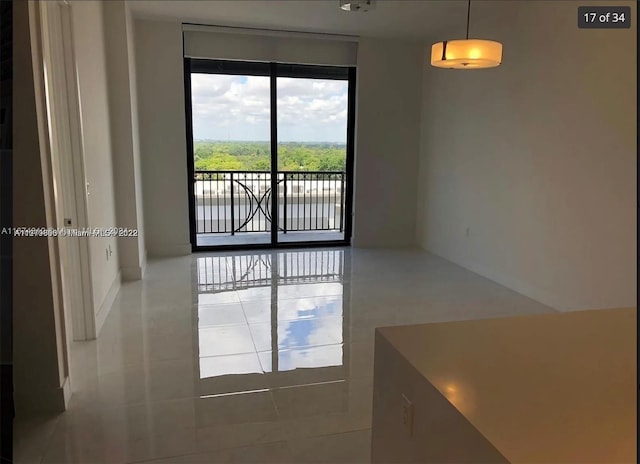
(191, 74, 348, 142)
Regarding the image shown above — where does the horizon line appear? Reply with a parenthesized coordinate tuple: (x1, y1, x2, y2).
(194, 139, 346, 144)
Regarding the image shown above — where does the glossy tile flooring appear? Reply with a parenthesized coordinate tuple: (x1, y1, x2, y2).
(14, 248, 555, 463)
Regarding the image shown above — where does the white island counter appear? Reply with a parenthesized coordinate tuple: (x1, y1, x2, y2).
(371, 308, 636, 463)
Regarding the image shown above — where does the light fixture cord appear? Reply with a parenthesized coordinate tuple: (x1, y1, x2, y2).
(466, 0, 471, 39)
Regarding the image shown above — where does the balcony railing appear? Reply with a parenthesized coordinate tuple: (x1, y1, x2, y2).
(194, 171, 345, 235)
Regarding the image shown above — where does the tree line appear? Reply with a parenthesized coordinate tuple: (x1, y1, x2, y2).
(194, 141, 346, 172)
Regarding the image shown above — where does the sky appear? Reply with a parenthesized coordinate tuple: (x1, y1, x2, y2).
(191, 74, 348, 143)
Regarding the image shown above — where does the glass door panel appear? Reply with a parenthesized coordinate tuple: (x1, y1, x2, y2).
(191, 72, 272, 247)
(276, 77, 349, 244)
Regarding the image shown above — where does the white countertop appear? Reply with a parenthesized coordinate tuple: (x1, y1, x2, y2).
(377, 308, 636, 463)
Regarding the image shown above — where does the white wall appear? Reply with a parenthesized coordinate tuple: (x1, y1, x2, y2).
(71, 1, 121, 323)
(417, 0, 636, 311)
(103, 0, 147, 280)
(127, 5, 147, 271)
(135, 19, 191, 257)
(352, 38, 423, 248)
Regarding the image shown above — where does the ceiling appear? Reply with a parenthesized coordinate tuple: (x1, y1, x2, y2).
(128, 0, 473, 41)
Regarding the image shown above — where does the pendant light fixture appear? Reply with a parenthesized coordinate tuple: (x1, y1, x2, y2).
(431, 0, 502, 69)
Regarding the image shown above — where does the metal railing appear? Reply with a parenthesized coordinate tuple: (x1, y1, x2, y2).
(194, 170, 345, 235)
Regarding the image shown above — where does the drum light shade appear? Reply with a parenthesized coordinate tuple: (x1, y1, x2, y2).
(431, 39, 502, 69)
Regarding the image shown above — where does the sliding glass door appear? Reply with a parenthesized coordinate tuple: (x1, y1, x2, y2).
(276, 72, 349, 244)
(185, 60, 355, 250)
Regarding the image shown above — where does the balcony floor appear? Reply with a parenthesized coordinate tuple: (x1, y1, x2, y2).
(196, 230, 345, 247)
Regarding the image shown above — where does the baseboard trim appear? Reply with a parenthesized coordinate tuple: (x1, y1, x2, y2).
(62, 375, 71, 408)
(148, 243, 192, 258)
(121, 248, 148, 281)
(14, 376, 69, 414)
(140, 249, 147, 278)
(95, 271, 122, 336)
(121, 265, 143, 281)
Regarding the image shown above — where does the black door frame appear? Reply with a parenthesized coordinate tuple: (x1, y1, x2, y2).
(183, 58, 356, 252)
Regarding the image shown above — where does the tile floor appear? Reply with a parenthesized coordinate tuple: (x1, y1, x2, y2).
(14, 247, 555, 463)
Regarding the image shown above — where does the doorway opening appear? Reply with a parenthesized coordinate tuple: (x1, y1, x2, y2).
(184, 60, 356, 250)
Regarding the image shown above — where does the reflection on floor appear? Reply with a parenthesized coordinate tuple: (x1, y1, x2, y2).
(196, 231, 345, 247)
(14, 248, 555, 463)
(196, 251, 347, 398)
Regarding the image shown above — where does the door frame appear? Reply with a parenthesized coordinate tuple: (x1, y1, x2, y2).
(183, 58, 357, 251)
(39, 0, 96, 340)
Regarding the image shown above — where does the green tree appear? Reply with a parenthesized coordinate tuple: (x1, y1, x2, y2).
(192, 140, 346, 172)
